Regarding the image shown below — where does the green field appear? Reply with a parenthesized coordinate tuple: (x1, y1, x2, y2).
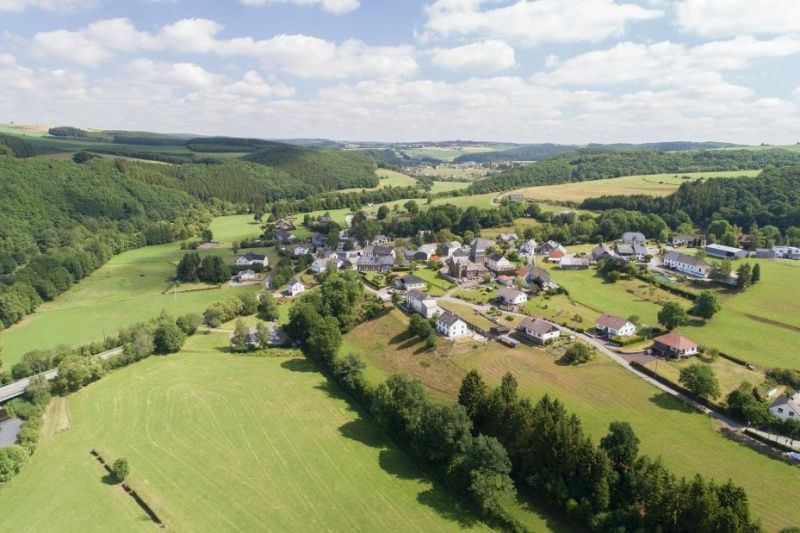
(513, 170, 761, 203)
(409, 267, 456, 296)
(402, 146, 507, 162)
(0, 331, 486, 532)
(429, 181, 472, 194)
(338, 168, 418, 193)
(0, 216, 265, 367)
(344, 311, 800, 532)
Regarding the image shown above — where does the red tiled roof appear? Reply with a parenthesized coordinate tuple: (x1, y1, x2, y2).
(653, 332, 697, 350)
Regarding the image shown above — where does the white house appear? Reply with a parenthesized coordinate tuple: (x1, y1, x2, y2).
(769, 392, 800, 422)
(486, 253, 514, 273)
(663, 251, 710, 278)
(436, 311, 470, 339)
(595, 313, 637, 338)
(287, 278, 305, 296)
(517, 317, 560, 345)
(416, 244, 437, 260)
(235, 253, 269, 267)
(398, 275, 426, 291)
(310, 258, 330, 274)
(518, 239, 537, 261)
(406, 290, 440, 319)
(497, 287, 528, 307)
(293, 245, 311, 257)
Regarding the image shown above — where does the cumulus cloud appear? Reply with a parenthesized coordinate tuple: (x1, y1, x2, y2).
(429, 40, 516, 73)
(27, 18, 417, 79)
(676, 0, 800, 37)
(422, 0, 662, 46)
(0, 0, 93, 11)
(240, 0, 359, 14)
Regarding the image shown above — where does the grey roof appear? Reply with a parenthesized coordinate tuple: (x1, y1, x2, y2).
(596, 313, 631, 330)
(487, 253, 504, 262)
(770, 392, 800, 413)
(373, 246, 394, 256)
(633, 243, 648, 255)
(241, 253, 267, 261)
(518, 317, 559, 335)
(406, 289, 427, 302)
(615, 244, 635, 255)
(497, 287, 525, 301)
(622, 231, 646, 243)
(438, 310, 463, 327)
(665, 251, 709, 267)
(288, 278, 301, 286)
(471, 238, 494, 252)
(706, 243, 745, 253)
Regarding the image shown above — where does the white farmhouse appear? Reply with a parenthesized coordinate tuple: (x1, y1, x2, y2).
(517, 317, 560, 345)
(287, 278, 305, 296)
(235, 253, 269, 267)
(486, 253, 514, 273)
(497, 287, 528, 308)
(663, 251, 710, 278)
(769, 392, 800, 422)
(406, 290, 441, 319)
(436, 311, 470, 339)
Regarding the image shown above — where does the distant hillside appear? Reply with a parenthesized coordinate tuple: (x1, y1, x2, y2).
(453, 141, 738, 164)
(469, 148, 800, 194)
(350, 148, 418, 168)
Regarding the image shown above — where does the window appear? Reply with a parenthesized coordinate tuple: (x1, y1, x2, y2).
(778, 408, 784, 413)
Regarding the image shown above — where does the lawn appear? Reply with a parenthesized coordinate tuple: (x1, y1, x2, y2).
(409, 267, 455, 296)
(0, 331, 487, 532)
(345, 311, 800, 532)
(338, 168, 418, 193)
(512, 170, 761, 204)
(429, 181, 471, 194)
(643, 354, 765, 399)
(452, 287, 497, 305)
(437, 300, 496, 332)
(677, 258, 800, 369)
(0, 216, 263, 367)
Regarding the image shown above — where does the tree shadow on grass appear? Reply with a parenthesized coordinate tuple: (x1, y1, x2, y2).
(337, 419, 385, 449)
(378, 447, 426, 481)
(389, 330, 416, 346)
(649, 391, 696, 414)
(417, 488, 481, 529)
(687, 318, 706, 327)
(280, 357, 317, 373)
(101, 473, 119, 486)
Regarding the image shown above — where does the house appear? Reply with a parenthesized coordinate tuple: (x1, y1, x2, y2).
(496, 275, 514, 287)
(633, 243, 648, 260)
(497, 233, 518, 243)
(595, 314, 636, 338)
(406, 290, 441, 319)
(402, 248, 428, 263)
(447, 256, 488, 281)
(442, 241, 462, 258)
(486, 253, 515, 273)
(559, 255, 590, 270)
(287, 278, 305, 296)
(274, 229, 296, 243)
(417, 244, 437, 260)
(274, 218, 295, 231)
(621, 231, 646, 245)
(663, 251, 710, 278)
(371, 246, 396, 259)
(239, 269, 256, 281)
(535, 240, 562, 255)
(615, 243, 635, 259)
(548, 248, 567, 263)
(398, 275, 426, 291)
(235, 253, 269, 267)
(505, 193, 525, 203)
(311, 258, 330, 273)
(470, 238, 494, 264)
(372, 235, 392, 245)
(755, 248, 776, 259)
(357, 256, 394, 273)
(517, 317, 560, 345)
(516, 265, 557, 290)
(293, 245, 311, 257)
(670, 234, 706, 248)
(591, 244, 617, 263)
(231, 326, 261, 350)
(769, 392, 800, 422)
(518, 239, 537, 260)
(651, 333, 699, 358)
(705, 244, 747, 260)
(773, 246, 800, 260)
(311, 232, 326, 247)
(497, 287, 528, 309)
(436, 311, 470, 339)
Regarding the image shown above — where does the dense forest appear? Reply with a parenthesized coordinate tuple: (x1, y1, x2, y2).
(582, 167, 800, 238)
(0, 156, 213, 329)
(468, 148, 800, 193)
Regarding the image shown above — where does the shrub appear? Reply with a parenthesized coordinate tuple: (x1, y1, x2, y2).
(561, 343, 594, 365)
(153, 322, 186, 354)
(176, 313, 202, 335)
(111, 458, 129, 482)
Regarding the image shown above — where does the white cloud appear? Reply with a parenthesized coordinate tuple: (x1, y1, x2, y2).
(123, 58, 222, 87)
(240, 0, 359, 14)
(676, 0, 800, 37)
(423, 0, 662, 46)
(429, 40, 516, 73)
(0, 0, 93, 11)
(27, 18, 417, 79)
(534, 36, 800, 99)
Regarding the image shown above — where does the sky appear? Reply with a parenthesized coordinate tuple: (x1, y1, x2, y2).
(1, 0, 800, 144)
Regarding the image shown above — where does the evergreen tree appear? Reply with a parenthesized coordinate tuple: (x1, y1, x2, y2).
(751, 263, 761, 284)
(737, 263, 752, 290)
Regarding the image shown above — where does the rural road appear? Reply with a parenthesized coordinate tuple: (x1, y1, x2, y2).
(426, 288, 800, 452)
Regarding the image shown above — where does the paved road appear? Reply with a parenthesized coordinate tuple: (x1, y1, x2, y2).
(425, 292, 800, 452)
(0, 347, 123, 404)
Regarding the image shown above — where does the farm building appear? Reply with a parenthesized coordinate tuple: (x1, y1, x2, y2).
(559, 255, 590, 270)
(651, 333, 698, 358)
(705, 244, 747, 260)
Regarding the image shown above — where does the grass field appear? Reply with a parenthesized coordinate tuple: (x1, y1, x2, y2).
(0, 216, 264, 367)
(513, 170, 761, 204)
(338, 168, 418, 193)
(410, 268, 456, 296)
(0, 123, 50, 137)
(0, 331, 488, 532)
(437, 300, 496, 331)
(644, 354, 765, 399)
(429, 181, 472, 194)
(344, 310, 800, 532)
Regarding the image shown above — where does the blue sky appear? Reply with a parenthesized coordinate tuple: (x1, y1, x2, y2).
(1, 0, 800, 143)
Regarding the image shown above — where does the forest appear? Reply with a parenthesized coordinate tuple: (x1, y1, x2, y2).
(468, 148, 800, 193)
(581, 167, 800, 237)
